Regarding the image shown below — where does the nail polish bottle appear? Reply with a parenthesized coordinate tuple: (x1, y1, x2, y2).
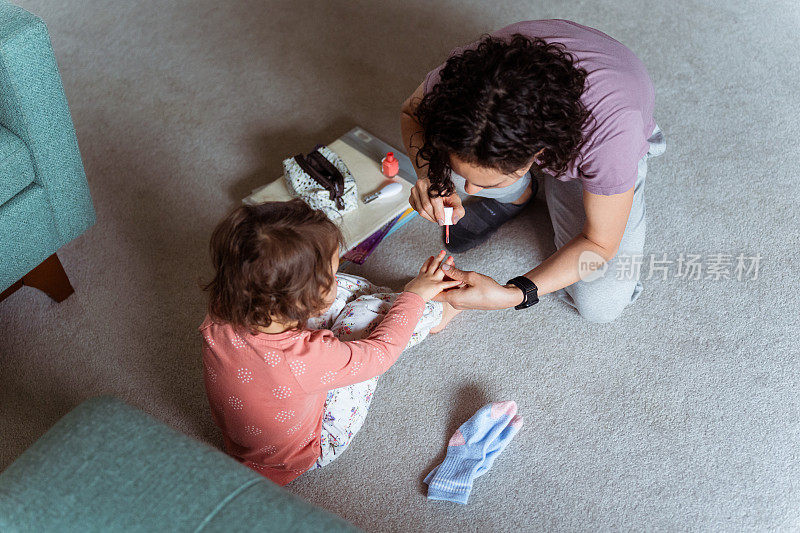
(381, 152, 399, 178)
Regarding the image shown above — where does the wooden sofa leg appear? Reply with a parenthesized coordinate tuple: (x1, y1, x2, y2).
(0, 280, 23, 302)
(22, 253, 75, 302)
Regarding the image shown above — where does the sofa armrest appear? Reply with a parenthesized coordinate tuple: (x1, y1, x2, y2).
(0, 396, 359, 532)
(0, 2, 94, 247)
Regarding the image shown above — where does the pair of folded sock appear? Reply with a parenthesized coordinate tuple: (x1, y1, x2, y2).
(424, 401, 523, 504)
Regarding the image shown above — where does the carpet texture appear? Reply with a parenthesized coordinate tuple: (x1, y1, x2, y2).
(1, 0, 799, 531)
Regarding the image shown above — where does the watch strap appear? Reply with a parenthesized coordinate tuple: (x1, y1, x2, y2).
(506, 276, 539, 309)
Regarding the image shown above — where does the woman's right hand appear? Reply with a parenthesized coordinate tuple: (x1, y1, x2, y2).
(409, 178, 465, 226)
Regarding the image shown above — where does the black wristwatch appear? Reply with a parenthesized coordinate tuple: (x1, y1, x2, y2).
(506, 276, 539, 310)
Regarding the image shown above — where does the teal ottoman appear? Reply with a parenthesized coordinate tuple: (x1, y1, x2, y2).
(0, 397, 358, 532)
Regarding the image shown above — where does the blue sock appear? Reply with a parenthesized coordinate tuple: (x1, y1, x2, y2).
(424, 401, 524, 504)
(424, 417, 522, 481)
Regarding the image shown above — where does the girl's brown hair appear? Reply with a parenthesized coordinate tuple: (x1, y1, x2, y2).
(204, 199, 344, 331)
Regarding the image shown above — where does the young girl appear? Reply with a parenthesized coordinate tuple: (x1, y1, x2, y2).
(200, 200, 461, 485)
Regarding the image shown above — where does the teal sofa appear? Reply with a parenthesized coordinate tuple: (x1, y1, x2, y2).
(0, 397, 358, 532)
(0, 1, 95, 302)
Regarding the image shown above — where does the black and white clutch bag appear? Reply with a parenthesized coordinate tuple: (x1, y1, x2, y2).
(283, 145, 358, 218)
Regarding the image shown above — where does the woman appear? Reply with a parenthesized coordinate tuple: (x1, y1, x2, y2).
(401, 20, 665, 322)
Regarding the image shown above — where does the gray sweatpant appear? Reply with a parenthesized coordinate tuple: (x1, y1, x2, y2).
(546, 125, 665, 322)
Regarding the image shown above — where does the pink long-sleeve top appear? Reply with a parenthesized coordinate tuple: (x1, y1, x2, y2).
(199, 291, 425, 486)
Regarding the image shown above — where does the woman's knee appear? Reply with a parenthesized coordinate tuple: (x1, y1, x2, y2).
(571, 283, 637, 323)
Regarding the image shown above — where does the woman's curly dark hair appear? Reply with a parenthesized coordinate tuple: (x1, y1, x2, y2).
(414, 34, 592, 197)
(204, 200, 344, 332)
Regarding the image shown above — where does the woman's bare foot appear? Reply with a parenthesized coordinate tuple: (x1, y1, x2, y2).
(430, 302, 462, 334)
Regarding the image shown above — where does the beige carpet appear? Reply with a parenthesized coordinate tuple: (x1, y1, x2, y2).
(2, 0, 799, 530)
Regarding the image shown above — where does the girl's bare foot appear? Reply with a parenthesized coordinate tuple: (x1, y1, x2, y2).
(430, 302, 462, 334)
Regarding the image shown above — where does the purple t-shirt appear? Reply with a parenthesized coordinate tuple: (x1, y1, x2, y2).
(423, 20, 655, 195)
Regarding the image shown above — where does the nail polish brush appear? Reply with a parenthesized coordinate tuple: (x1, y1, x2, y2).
(443, 207, 453, 244)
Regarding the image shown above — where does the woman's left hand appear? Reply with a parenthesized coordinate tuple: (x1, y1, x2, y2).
(434, 263, 524, 310)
